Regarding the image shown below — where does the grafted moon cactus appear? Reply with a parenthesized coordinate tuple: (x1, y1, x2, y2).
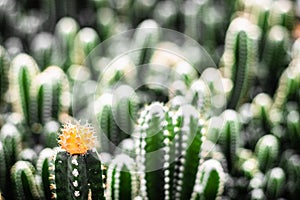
(49, 121, 105, 200)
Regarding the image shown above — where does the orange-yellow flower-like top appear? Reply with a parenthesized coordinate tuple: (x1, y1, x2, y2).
(58, 121, 96, 155)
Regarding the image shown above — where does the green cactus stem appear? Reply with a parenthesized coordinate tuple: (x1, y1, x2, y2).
(54, 17, 79, 71)
(171, 104, 206, 200)
(106, 154, 138, 200)
(191, 159, 225, 200)
(11, 161, 42, 200)
(268, 0, 294, 31)
(134, 102, 170, 200)
(220, 17, 260, 109)
(255, 134, 279, 172)
(0, 142, 6, 194)
(36, 148, 55, 200)
(219, 110, 240, 173)
(265, 167, 286, 199)
(0, 45, 10, 109)
(10, 53, 40, 125)
(50, 121, 105, 200)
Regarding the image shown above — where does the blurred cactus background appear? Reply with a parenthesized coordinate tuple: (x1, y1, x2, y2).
(0, 0, 300, 199)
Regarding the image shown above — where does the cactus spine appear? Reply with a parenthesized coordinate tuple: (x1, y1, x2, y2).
(49, 121, 105, 200)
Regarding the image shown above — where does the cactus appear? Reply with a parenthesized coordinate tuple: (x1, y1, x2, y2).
(0, 142, 6, 194)
(30, 32, 56, 70)
(9, 53, 40, 125)
(260, 26, 290, 94)
(36, 148, 55, 200)
(106, 154, 138, 200)
(255, 134, 279, 172)
(42, 121, 60, 148)
(11, 161, 42, 200)
(49, 121, 105, 199)
(96, 85, 138, 153)
(0, 45, 10, 109)
(265, 167, 286, 199)
(218, 110, 240, 172)
(171, 104, 206, 200)
(54, 17, 79, 71)
(133, 20, 160, 86)
(220, 17, 260, 109)
(30, 66, 70, 128)
(72, 27, 100, 78)
(19, 148, 38, 165)
(268, 0, 294, 31)
(191, 159, 225, 200)
(134, 102, 170, 200)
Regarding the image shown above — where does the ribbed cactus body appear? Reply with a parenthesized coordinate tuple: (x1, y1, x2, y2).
(221, 17, 260, 109)
(36, 148, 55, 200)
(10, 54, 40, 124)
(97, 86, 138, 153)
(11, 161, 42, 200)
(191, 159, 225, 200)
(135, 102, 170, 200)
(261, 26, 290, 94)
(73, 28, 100, 74)
(31, 32, 56, 70)
(171, 104, 205, 200)
(219, 110, 240, 172)
(106, 154, 137, 200)
(54, 17, 79, 70)
(255, 134, 279, 172)
(134, 20, 160, 85)
(42, 121, 60, 148)
(269, 0, 294, 31)
(50, 149, 105, 200)
(265, 167, 285, 199)
(0, 46, 10, 108)
(30, 66, 70, 127)
(0, 142, 6, 193)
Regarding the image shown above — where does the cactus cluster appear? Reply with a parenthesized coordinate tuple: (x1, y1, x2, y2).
(0, 0, 300, 199)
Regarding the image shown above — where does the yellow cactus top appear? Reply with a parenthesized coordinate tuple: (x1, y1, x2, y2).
(58, 121, 96, 155)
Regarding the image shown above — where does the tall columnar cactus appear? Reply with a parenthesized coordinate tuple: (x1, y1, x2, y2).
(171, 104, 206, 200)
(36, 148, 55, 200)
(187, 79, 211, 119)
(96, 85, 138, 153)
(260, 25, 290, 94)
(0, 142, 6, 194)
(30, 66, 70, 128)
(133, 20, 160, 86)
(286, 154, 300, 198)
(0, 123, 22, 197)
(218, 110, 240, 173)
(9, 53, 40, 124)
(72, 27, 100, 78)
(0, 45, 10, 109)
(268, 0, 294, 31)
(106, 154, 138, 200)
(272, 59, 300, 112)
(191, 159, 225, 200)
(11, 161, 42, 200)
(42, 121, 60, 148)
(49, 121, 105, 200)
(30, 32, 56, 70)
(265, 167, 286, 199)
(220, 17, 260, 109)
(54, 17, 79, 71)
(287, 110, 300, 148)
(134, 102, 170, 200)
(255, 134, 279, 172)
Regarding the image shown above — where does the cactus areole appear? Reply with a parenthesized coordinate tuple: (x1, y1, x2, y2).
(58, 121, 96, 155)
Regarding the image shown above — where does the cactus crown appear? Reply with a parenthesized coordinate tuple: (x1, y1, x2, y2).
(58, 121, 96, 155)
